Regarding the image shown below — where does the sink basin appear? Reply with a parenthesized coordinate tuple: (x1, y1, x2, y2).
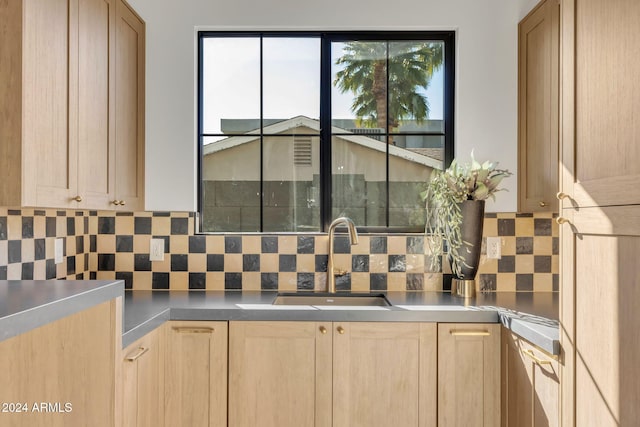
(272, 292, 392, 307)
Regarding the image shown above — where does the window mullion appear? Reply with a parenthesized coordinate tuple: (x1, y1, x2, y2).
(259, 36, 264, 232)
(320, 36, 332, 232)
(385, 41, 390, 228)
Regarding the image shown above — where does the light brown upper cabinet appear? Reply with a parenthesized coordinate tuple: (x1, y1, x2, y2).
(559, 0, 640, 209)
(518, 0, 559, 212)
(0, 0, 144, 211)
(113, 0, 145, 211)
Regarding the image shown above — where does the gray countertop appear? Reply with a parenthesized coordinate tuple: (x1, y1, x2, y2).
(0, 280, 559, 355)
(0, 280, 124, 343)
(123, 290, 560, 355)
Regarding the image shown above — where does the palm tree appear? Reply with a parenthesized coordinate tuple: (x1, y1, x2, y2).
(334, 41, 443, 142)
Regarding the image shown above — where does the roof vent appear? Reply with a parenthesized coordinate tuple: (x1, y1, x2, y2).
(346, 128, 385, 141)
(294, 136, 312, 166)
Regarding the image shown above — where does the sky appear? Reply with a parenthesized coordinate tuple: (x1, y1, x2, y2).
(201, 37, 444, 139)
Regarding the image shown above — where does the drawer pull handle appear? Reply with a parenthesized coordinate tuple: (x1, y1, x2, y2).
(172, 327, 214, 334)
(319, 326, 327, 334)
(125, 346, 149, 362)
(73, 196, 83, 202)
(522, 349, 552, 365)
(539, 201, 547, 207)
(337, 326, 345, 335)
(450, 330, 490, 337)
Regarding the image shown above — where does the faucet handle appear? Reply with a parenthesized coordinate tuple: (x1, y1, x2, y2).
(334, 268, 348, 277)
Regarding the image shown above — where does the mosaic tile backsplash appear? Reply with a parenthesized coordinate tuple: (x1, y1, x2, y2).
(0, 208, 558, 292)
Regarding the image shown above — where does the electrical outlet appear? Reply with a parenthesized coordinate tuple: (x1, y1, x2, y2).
(486, 236, 502, 259)
(54, 238, 64, 264)
(149, 238, 165, 261)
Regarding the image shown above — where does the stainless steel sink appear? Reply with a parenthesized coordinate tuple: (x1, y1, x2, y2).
(272, 292, 392, 307)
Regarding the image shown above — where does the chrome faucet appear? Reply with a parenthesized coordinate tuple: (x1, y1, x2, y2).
(326, 217, 359, 293)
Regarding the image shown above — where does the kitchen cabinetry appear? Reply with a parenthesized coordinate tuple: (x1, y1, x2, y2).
(113, 0, 145, 211)
(0, 0, 75, 208)
(75, 0, 115, 209)
(517, 0, 559, 212)
(438, 323, 500, 427)
(559, 0, 640, 425)
(0, 299, 119, 427)
(0, 0, 144, 211)
(228, 321, 437, 427)
(121, 325, 164, 427)
(164, 321, 227, 427)
(501, 328, 559, 427)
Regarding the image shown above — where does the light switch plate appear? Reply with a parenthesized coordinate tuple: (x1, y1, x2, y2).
(149, 238, 165, 261)
(54, 238, 64, 264)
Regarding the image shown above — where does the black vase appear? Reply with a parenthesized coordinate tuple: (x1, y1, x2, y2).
(451, 199, 485, 298)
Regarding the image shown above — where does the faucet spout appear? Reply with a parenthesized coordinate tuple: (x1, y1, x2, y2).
(327, 217, 359, 293)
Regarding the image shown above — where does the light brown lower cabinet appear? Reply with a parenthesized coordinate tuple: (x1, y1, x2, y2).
(0, 299, 119, 427)
(228, 321, 437, 427)
(438, 323, 501, 427)
(164, 321, 228, 427)
(120, 325, 164, 427)
(501, 328, 559, 427)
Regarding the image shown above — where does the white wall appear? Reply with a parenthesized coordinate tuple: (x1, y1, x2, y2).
(128, 0, 538, 213)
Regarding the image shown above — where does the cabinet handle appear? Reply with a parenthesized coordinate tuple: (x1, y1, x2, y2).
(73, 196, 83, 202)
(449, 330, 491, 336)
(125, 346, 149, 362)
(119, 200, 126, 206)
(539, 201, 547, 207)
(556, 192, 570, 200)
(172, 327, 214, 334)
(556, 217, 571, 225)
(336, 326, 345, 335)
(319, 326, 327, 334)
(522, 349, 552, 365)
(111, 200, 120, 206)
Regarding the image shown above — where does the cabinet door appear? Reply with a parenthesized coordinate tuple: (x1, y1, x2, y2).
(114, 0, 145, 211)
(75, 0, 116, 209)
(165, 321, 227, 427)
(558, 207, 640, 426)
(518, 0, 559, 212)
(560, 0, 640, 208)
(502, 328, 533, 426)
(228, 321, 332, 427)
(332, 322, 437, 427)
(0, 1, 23, 206)
(438, 323, 500, 427)
(122, 325, 163, 427)
(22, 0, 77, 208)
(502, 329, 559, 427)
(0, 299, 117, 427)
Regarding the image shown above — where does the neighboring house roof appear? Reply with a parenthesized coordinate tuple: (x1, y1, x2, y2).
(203, 116, 443, 170)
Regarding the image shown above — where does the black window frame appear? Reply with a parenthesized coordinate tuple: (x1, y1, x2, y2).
(197, 31, 455, 234)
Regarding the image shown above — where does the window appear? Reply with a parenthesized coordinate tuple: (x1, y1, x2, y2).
(198, 32, 454, 233)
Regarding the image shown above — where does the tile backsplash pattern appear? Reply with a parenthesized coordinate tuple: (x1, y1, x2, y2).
(0, 208, 91, 280)
(477, 212, 558, 292)
(1, 208, 558, 292)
